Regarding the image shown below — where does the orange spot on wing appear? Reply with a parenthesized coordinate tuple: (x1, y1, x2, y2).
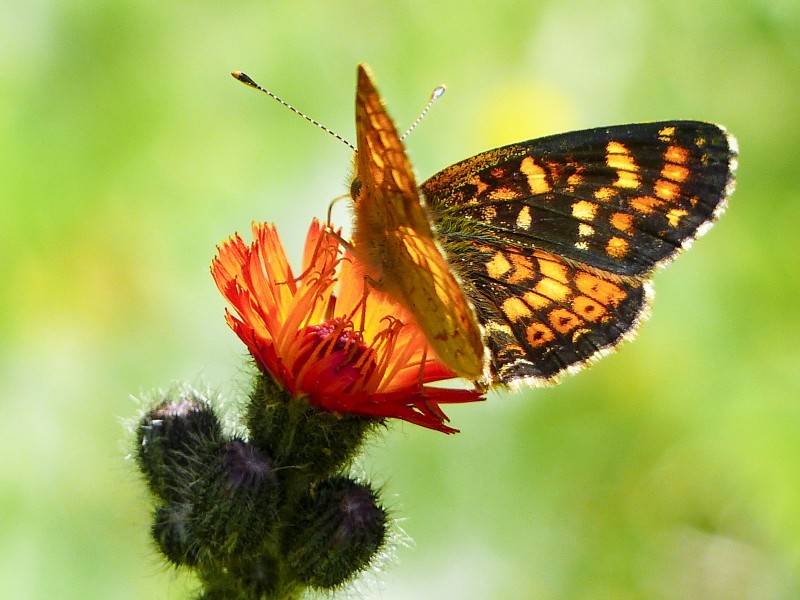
(523, 291, 551, 310)
(469, 174, 489, 195)
(610, 212, 634, 233)
(594, 187, 617, 201)
(615, 170, 641, 189)
(526, 322, 555, 348)
(658, 126, 676, 139)
(572, 199, 599, 221)
(507, 253, 535, 285)
(482, 205, 497, 221)
(548, 308, 580, 334)
(664, 144, 689, 164)
(489, 187, 521, 200)
(661, 163, 690, 182)
(519, 156, 552, 194)
(654, 179, 681, 201)
(486, 252, 511, 279)
(515, 206, 532, 229)
(606, 142, 636, 171)
(574, 272, 627, 307)
(572, 295, 607, 322)
(666, 207, 688, 227)
(630, 195, 665, 215)
(536, 254, 569, 283)
(502, 296, 532, 322)
(607, 142, 641, 188)
(606, 236, 629, 258)
(567, 171, 584, 186)
(535, 278, 571, 303)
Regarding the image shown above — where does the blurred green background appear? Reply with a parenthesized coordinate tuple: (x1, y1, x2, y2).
(2, 1, 799, 598)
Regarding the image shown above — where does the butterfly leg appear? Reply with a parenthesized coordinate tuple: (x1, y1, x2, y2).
(325, 193, 351, 228)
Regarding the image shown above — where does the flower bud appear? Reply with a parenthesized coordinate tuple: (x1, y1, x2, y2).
(135, 389, 224, 502)
(204, 439, 280, 555)
(222, 439, 277, 497)
(152, 502, 199, 567)
(285, 476, 388, 589)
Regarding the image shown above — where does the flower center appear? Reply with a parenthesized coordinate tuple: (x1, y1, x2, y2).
(292, 318, 379, 402)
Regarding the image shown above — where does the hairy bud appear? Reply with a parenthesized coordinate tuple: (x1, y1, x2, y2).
(152, 502, 199, 567)
(135, 390, 224, 501)
(285, 476, 388, 589)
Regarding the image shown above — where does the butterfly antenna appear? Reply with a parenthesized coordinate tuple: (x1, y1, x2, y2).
(400, 84, 446, 140)
(232, 71, 356, 151)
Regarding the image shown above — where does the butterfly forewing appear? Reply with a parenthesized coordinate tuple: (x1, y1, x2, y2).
(421, 121, 737, 386)
(350, 65, 486, 380)
(423, 122, 736, 277)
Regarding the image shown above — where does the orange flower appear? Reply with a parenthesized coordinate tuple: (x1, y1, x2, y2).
(211, 220, 483, 433)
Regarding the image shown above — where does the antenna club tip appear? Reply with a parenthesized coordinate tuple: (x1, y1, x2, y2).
(232, 71, 257, 88)
(432, 85, 446, 100)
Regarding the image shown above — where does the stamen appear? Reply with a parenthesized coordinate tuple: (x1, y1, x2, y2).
(371, 317, 407, 391)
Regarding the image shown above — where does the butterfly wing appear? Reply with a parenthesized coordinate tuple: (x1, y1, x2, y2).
(351, 64, 486, 380)
(422, 122, 737, 386)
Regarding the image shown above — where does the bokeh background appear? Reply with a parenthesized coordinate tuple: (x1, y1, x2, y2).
(2, 1, 799, 598)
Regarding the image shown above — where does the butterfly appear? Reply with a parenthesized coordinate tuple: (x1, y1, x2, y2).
(349, 64, 737, 388)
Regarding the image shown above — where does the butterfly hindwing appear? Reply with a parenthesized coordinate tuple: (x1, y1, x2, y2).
(443, 241, 651, 384)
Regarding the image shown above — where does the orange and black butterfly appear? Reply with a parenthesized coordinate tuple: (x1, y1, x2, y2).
(349, 65, 736, 388)
(238, 65, 738, 389)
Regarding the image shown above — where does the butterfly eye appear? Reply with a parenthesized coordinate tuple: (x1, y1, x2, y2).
(350, 177, 363, 201)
